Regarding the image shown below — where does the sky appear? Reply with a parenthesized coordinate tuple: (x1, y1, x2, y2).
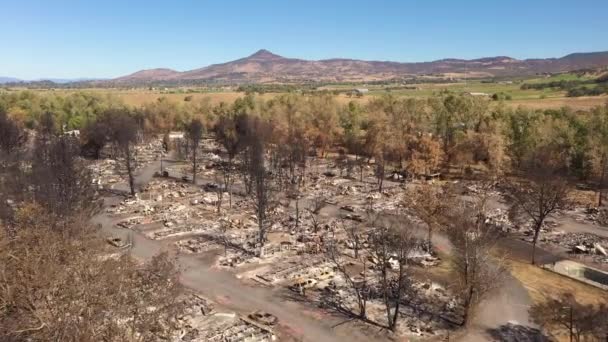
(2, 0, 608, 79)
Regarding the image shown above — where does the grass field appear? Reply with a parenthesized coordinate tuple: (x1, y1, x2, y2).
(104, 89, 608, 110)
(507, 259, 606, 305)
(6, 73, 608, 111)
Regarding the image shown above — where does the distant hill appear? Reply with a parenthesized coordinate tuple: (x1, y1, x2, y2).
(0, 77, 105, 85)
(0, 77, 22, 84)
(109, 49, 608, 85)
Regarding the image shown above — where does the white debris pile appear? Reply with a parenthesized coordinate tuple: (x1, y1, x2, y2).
(485, 208, 514, 232)
(173, 295, 275, 342)
(541, 232, 608, 262)
(585, 207, 608, 226)
(89, 159, 124, 188)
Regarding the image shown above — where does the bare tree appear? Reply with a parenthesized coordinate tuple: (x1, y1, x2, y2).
(505, 147, 570, 264)
(215, 113, 245, 206)
(374, 152, 386, 192)
(326, 224, 369, 319)
(31, 134, 99, 225)
(530, 293, 608, 342)
(443, 195, 506, 326)
(218, 216, 231, 256)
(287, 182, 303, 231)
(368, 217, 419, 331)
(214, 170, 225, 213)
(111, 114, 139, 196)
(185, 118, 204, 184)
(244, 116, 276, 248)
(0, 210, 184, 341)
(306, 196, 326, 233)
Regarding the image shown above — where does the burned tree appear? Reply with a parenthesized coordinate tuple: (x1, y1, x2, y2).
(185, 118, 204, 184)
(374, 151, 386, 193)
(306, 195, 327, 233)
(368, 217, 419, 331)
(111, 113, 139, 196)
(0, 110, 28, 233)
(244, 116, 276, 248)
(443, 195, 506, 326)
(31, 134, 99, 224)
(530, 293, 608, 342)
(0, 108, 28, 162)
(81, 116, 112, 159)
(505, 147, 570, 264)
(0, 211, 184, 341)
(214, 171, 225, 213)
(215, 113, 246, 205)
(404, 183, 451, 251)
(326, 223, 370, 319)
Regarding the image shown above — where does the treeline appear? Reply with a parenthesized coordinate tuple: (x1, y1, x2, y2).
(521, 74, 608, 97)
(3, 91, 608, 196)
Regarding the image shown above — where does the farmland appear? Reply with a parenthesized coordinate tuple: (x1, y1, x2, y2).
(3, 72, 608, 111)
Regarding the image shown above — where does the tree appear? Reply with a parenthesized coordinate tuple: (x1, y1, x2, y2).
(404, 183, 451, 250)
(589, 104, 608, 206)
(30, 134, 99, 226)
(0, 109, 28, 234)
(185, 118, 204, 184)
(81, 116, 113, 159)
(214, 113, 244, 207)
(0, 108, 28, 161)
(244, 116, 276, 249)
(530, 293, 608, 342)
(368, 217, 419, 331)
(306, 195, 326, 233)
(505, 108, 539, 168)
(505, 147, 570, 264)
(214, 170, 225, 214)
(218, 216, 231, 256)
(111, 113, 139, 196)
(406, 134, 443, 178)
(326, 221, 369, 319)
(374, 151, 386, 192)
(0, 207, 184, 341)
(443, 194, 506, 326)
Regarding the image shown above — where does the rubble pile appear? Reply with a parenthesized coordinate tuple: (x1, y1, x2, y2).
(254, 257, 332, 284)
(541, 232, 608, 262)
(173, 295, 275, 342)
(585, 207, 608, 226)
(89, 159, 123, 187)
(485, 208, 514, 232)
(91, 138, 164, 189)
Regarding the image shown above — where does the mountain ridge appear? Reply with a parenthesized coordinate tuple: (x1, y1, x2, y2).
(110, 49, 608, 84)
(7, 50, 608, 85)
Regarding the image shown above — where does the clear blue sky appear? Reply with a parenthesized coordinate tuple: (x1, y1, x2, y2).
(2, 0, 608, 79)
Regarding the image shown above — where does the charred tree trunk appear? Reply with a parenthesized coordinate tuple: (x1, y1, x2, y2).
(531, 221, 542, 265)
(125, 143, 135, 196)
(599, 154, 606, 207)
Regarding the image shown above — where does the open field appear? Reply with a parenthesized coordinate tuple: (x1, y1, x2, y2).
(7, 87, 606, 111)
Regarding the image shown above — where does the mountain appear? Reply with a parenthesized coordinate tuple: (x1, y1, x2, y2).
(0, 77, 105, 85)
(109, 49, 608, 84)
(0, 77, 22, 84)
